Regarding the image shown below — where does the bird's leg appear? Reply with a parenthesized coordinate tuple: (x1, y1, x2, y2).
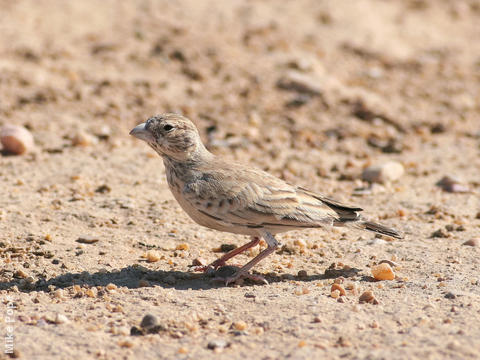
(215, 231, 280, 285)
(193, 236, 260, 274)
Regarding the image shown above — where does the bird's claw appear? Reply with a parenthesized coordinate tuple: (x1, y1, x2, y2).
(191, 259, 227, 274)
(191, 265, 216, 274)
(211, 266, 268, 286)
(192, 262, 268, 285)
(192, 261, 244, 275)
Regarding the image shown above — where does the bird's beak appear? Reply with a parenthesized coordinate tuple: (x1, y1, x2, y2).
(129, 123, 154, 142)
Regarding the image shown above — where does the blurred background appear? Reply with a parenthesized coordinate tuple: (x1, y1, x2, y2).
(2, 0, 479, 185)
(1, 1, 480, 358)
(1, 0, 479, 212)
(1, 1, 479, 163)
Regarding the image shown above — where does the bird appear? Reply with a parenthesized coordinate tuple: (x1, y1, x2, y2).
(130, 113, 403, 285)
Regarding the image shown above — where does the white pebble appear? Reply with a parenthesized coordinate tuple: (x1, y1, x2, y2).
(0, 124, 34, 155)
(277, 71, 323, 96)
(146, 250, 161, 262)
(362, 161, 404, 183)
(72, 130, 97, 147)
(55, 313, 70, 324)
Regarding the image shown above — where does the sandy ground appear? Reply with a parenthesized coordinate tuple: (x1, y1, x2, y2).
(1, 1, 480, 359)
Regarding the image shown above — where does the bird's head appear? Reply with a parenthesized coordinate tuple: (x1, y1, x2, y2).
(130, 113, 208, 161)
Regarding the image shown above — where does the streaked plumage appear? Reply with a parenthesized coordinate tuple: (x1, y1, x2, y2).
(130, 113, 403, 285)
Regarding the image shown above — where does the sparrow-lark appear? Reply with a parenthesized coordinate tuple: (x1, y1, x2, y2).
(130, 113, 402, 285)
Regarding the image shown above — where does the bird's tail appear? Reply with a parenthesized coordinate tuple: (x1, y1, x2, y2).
(312, 192, 404, 239)
(357, 219, 404, 239)
(335, 217, 404, 239)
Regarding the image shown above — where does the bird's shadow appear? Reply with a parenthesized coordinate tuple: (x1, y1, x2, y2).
(1, 265, 367, 293)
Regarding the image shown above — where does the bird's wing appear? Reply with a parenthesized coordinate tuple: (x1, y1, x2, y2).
(182, 164, 362, 229)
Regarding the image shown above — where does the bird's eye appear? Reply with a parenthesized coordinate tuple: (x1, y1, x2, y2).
(163, 124, 174, 132)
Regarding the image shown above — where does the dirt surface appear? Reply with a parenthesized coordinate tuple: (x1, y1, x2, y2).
(1, 1, 480, 359)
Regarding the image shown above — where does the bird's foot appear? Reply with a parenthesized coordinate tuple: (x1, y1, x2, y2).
(191, 265, 215, 274)
(191, 259, 227, 274)
(192, 260, 245, 275)
(211, 265, 268, 286)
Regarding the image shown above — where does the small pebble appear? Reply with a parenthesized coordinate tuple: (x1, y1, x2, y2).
(294, 287, 310, 295)
(253, 326, 264, 335)
(286, 57, 314, 72)
(331, 283, 346, 296)
(463, 239, 479, 247)
(178, 347, 188, 354)
(345, 283, 357, 292)
(297, 270, 308, 278)
(430, 123, 446, 134)
(76, 236, 99, 244)
(105, 283, 117, 291)
(36, 319, 48, 327)
(232, 320, 247, 331)
(118, 340, 134, 348)
(277, 71, 323, 96)
(331, 289, 341, 299)
(176, 243, 189, 251)
(72, 130, 97, 147)
(220, 244, 236, 252)
(54, 313, 70, 324)
(359, 290, 378, 304)
(218, 325, 228, 333)
(140, 314, 158, 330)
(184, 321, 197, 333)
(294, 239, 306, 249)
(113, 305, 123, 313)
(431, 229, 449, 238)
(444, 292, 456, 299)
(207, 339, 229, 350)
(371, 263, 395, 281)
(94, 124, 112, 140)
(436, 176, 470, 193)
(86, 288, 97, 298)
(285, 95, 311, 108)
(146, 250, 161, 262)
(130, 326, 144, 336)
(95, 184, 111, 193)
(192, 257, 205, 266)
(14, 270, 28, 279)
(0, 124, 35, 155)
(53, 289, 65, 299)
(445, 224, 455, 232)
(397, 209, 407, 217)
(116, 326, 130, 336)
(298, 340, 307, 348)
(362, 161, 405, 183)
